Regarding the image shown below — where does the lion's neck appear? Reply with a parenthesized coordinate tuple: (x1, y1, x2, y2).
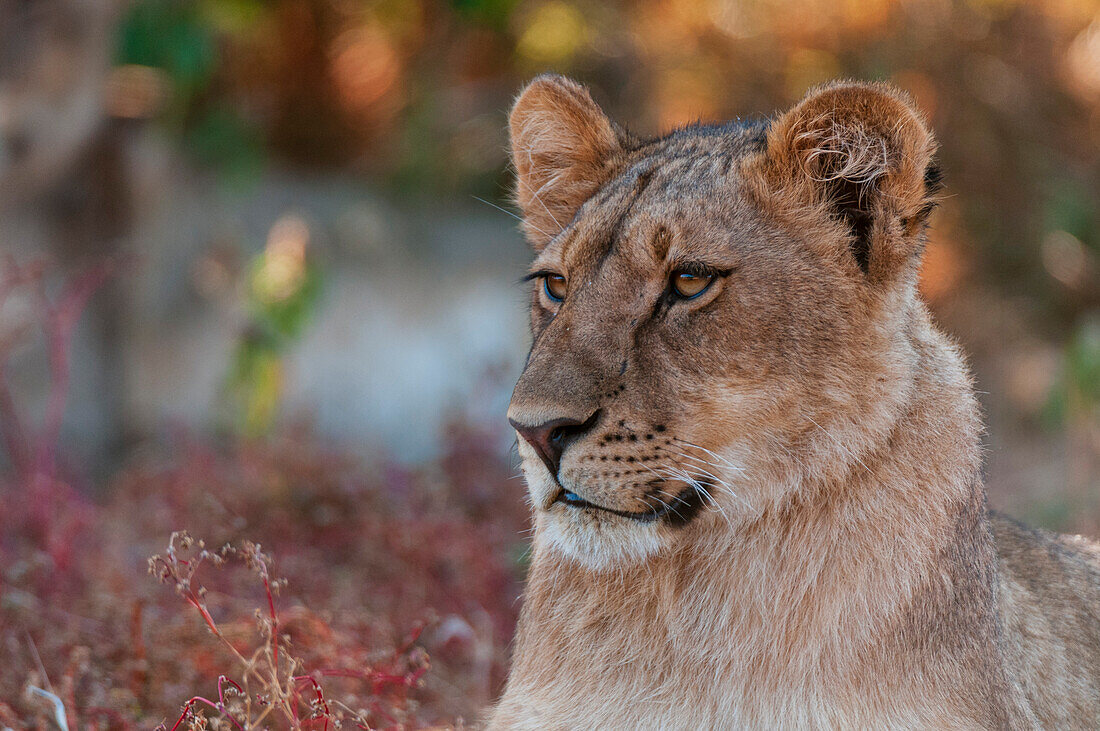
(500, 322, 986, 723)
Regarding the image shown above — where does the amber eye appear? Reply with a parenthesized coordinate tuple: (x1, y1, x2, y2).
(671, 270, 715, 299)
(543, 274, 567, 302)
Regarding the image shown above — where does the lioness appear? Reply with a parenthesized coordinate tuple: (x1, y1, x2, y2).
(491, 75, 1100, 729)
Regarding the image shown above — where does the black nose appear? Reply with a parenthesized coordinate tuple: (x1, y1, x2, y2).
(509, 411, 599, 477)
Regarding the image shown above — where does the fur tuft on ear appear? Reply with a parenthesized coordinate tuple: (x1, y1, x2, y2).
(747, 81, 941, 280)
(509, 75, 627, 248)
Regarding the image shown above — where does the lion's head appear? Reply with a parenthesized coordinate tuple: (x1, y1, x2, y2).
(506, 75, 943, 569)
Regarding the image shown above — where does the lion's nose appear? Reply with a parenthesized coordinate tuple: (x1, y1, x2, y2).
(509, 411, 599, 477)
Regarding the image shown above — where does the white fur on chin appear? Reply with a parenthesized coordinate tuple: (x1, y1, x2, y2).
(538, 509, 664, 571)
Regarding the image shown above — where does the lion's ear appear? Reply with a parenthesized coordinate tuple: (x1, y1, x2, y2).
(509, 75, 625, 248)
(748, 81, 942, 282)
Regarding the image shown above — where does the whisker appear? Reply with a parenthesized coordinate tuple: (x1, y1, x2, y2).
(471, 195, 553, 239)
(669, 438, 745, 473)
(661, 455, 757, 515)
(660, 479, 733, 529)
(654, 447, 745, 496)
(654, 490, 687, 522)
(636, 464, 693, 523)
(656, 446, 728, 476)
(640, 493, 665, 518)
(650, 464, 730, 526)
(527, 177, 566, 232)
(688, 483, 735, 530)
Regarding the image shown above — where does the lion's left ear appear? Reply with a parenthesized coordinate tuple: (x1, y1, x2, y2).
(745, 81, 942, 283)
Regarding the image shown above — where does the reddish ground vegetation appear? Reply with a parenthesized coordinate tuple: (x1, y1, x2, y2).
(1, 423, 527, 729)
(0, 255, 528, 729)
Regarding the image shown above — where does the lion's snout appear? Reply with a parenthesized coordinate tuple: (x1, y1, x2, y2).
(508, 411, 599, 478)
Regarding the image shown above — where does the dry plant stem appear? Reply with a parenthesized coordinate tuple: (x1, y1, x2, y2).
(154, 532, 425, 731)
(167, 692, 242, 731)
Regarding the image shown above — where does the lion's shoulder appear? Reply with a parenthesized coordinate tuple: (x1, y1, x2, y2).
(993, 511, 1100, 724)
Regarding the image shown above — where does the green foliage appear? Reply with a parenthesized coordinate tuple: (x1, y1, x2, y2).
(1045, 180, 1098, 251)
(451, 0, 521, 30)
(115, 0, 217, 102)
(228, 241, 322, 437)
(186, 106, 265, 188)
(198, 0, 269, 34)
(1064, 318, 1100, 413)
(246, 250, 322, 342)
(115, 0, 265, 185)
(1046, 316, 1100, 427)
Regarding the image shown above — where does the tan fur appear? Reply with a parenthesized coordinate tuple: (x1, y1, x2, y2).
(509, 75, 634, 247)
(492, 76, 1100, 729)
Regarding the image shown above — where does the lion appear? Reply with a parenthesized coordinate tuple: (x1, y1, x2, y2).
(489, 75, 1100, 729)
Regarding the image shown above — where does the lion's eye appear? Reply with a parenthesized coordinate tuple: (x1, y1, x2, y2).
(671, 271, 715, 299)
(543, 274, 567, 302)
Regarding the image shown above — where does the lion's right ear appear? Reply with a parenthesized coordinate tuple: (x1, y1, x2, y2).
(509, 75, 625, 248)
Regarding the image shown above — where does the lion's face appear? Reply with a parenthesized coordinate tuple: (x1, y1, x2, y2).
(506, 76, 940, 568)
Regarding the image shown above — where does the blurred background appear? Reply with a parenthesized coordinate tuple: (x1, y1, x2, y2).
(0, 0, 1097, 727)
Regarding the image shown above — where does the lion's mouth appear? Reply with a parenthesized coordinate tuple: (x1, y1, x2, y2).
(553, 486, 706, 525)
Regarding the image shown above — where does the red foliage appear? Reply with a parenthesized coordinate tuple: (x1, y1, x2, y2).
(149, 533, 430, 730)
(0, 259, 529, 728)
(0, 255, 117, 597)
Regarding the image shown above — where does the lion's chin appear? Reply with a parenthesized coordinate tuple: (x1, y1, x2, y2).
(537, 508, 666, 571)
